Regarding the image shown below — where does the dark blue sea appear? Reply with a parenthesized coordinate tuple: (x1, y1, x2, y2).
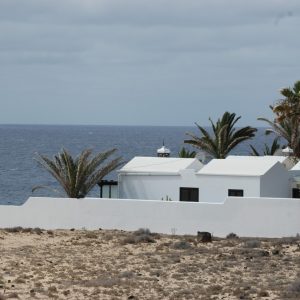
(0, 125, 276, 205)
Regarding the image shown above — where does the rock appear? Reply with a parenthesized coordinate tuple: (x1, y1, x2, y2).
(197, 231, 212, 242)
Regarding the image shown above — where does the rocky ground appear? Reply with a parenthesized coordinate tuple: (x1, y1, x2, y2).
(0, 228, 300, 299)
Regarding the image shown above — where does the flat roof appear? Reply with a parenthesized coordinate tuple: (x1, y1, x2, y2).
(227, 155, 295, 170)
(198, 157, 280, 176)
(119, 156, 203, 174)
(291, 161, 300, 171)
(226, 155, 287, 163)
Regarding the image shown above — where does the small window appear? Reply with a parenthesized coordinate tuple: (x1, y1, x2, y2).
(292, 188, 300, 198)
(180, 187, 199, 202)
(228, 189, 244, 197)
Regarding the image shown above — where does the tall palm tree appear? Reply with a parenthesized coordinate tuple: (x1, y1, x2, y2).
(249, 137, 281, 156)
(184, 112, 257, 159)
(33, 148, 123, 198)
(272, 80, 300, 122)
(258, 81, 300, 158)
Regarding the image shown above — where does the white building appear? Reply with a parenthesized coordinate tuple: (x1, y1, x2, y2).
(118, 155, 295, 203)
(118, 157, 203, 201)
(197, 157, 291, 203)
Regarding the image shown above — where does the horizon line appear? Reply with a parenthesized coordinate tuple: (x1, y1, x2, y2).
(0, 122, 270, 128)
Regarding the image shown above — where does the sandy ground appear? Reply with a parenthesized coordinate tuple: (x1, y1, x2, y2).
(0, 228, 300, 300)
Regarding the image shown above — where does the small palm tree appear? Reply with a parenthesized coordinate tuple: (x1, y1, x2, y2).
(33, 148, 123, 198)
(249, 137, 281, 156)
(178, 147, 197, 158)
(184, 112, 257, 159)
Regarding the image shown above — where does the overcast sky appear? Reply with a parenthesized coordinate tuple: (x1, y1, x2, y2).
(0, 0, 299, 126)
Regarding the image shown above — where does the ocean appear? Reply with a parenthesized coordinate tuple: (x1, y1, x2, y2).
(0, 125, 276, 205)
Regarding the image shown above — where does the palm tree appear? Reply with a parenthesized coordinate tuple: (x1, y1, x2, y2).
(249, 137, 281, 156)
(184, 112, 257, 159)
(33, 148, 123, 198)
(272, 81, 300, 122)
(178, 147, 197, 158)
(258, 81, 300, 158)
(258, 117, 300, 158)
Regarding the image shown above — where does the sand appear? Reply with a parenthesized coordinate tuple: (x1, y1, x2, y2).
(0, 228, 300, 299)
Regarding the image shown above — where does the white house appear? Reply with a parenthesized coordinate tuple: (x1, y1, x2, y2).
(197, 157, 291, 203)
(118, 156, 203, 201)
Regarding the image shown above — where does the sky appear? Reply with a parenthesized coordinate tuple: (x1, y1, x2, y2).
(0, 0, 299, 127)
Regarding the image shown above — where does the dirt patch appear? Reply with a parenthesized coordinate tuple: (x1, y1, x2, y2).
(0, 229, 299, 299)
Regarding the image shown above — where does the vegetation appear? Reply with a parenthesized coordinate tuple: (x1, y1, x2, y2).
(184, 112, 257, 159)
(178, 147, 196, 158)
(33, 148, 123, 198)
(250, 137, 281, 156)
(272, 80, 300, 122)
(258, 80, 300, 158)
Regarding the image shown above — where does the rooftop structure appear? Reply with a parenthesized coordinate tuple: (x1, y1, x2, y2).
(157, 145, 171, 157)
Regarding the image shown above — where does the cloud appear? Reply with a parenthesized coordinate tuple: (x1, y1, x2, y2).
(0, 0, 299, 125)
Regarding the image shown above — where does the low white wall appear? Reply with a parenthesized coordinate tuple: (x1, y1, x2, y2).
(0, 197, 299, 238)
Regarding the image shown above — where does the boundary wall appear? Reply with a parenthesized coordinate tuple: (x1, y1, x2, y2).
(0, 197, 299, 237)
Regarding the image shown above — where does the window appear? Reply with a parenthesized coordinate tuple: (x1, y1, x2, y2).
(292, 188, 300, 198)
(98, 180, 118, 198)
(228, 189, 244, 197)
(180, 187, 199, 202)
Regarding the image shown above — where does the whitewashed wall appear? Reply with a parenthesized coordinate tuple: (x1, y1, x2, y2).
(0, 197, 300, 238)
(260, 163, 290, 198)
(119, 170, 200, 201)
(198, 175, 260, 202)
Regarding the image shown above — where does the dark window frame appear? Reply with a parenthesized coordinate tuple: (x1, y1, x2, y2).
(180, 187, 199, 202)
(228, 189, 244, 197)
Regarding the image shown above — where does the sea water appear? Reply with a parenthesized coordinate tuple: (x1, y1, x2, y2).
(0, 125, 276, 205)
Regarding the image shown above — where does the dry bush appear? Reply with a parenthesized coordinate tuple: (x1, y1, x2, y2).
(226, 232, 239, 239)
(122, 228, 157, 244)
(22, 228, 33, 233)
(4, 227, 23, 233)
(172, 241, 192, 250)
(243, 240, 261, 248)
(32, 228, 43, 235)
(206, 284, 223, 294)
(170, 288, 195, 299)
(119, 271, 135, 279)
(6, 293, 19, 299)
(258, 290, 269, 297)
(86, 278, 121, 288)
(84, 232, 98, 239)
(14, 277, 26, 284)
(283, 279, 300, 298)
